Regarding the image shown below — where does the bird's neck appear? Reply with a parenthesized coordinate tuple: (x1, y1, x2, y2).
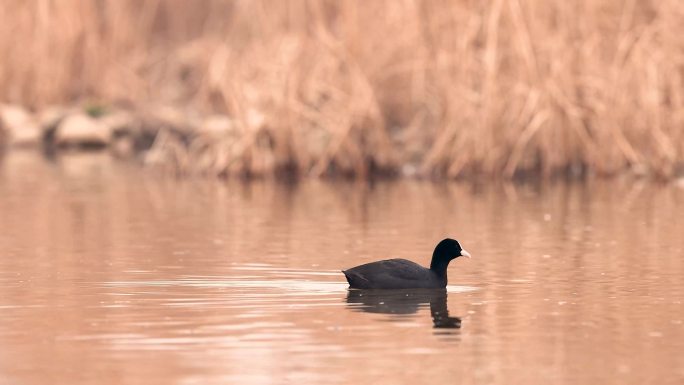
(429, 257, 450, 278)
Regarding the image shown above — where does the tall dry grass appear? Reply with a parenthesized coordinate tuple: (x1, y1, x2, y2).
(1, 0, 683, 178)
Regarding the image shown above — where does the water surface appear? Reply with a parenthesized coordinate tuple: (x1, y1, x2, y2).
(1, 152, 683, 384)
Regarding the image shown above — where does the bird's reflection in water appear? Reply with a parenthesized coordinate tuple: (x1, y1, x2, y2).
(345, 288, 461, 329)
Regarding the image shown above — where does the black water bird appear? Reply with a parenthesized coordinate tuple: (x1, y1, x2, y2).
(342, 238, 471, 289)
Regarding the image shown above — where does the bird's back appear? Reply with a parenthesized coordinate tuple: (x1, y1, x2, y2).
(343, 258, 445, 289)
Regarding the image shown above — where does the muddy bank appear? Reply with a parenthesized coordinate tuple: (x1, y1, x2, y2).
(0, 103, 400, 178)
(1, 104, 209, 173)
(1, 103, 683, 181)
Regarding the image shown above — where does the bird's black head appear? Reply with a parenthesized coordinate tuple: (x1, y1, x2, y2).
(432, 238, 471, 262)
(429, 238, 471, 276)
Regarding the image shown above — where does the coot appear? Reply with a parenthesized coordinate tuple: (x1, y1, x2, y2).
(342, 238, 471, 289)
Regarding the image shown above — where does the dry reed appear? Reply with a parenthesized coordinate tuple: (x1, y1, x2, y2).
(1, 0, 683, 178)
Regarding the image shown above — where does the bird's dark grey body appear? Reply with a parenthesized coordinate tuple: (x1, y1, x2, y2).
(343, 258, 447, 289)
(342, 238, 470, 290)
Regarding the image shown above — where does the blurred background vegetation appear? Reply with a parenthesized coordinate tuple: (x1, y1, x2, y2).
(0, 0, 683, 179)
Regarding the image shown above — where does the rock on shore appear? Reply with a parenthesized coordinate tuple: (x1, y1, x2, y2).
(54, 113, 111, 148)
(0, 104, 42, 146)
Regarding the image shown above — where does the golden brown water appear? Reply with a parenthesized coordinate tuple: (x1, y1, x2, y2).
(1, 152, 683, 385)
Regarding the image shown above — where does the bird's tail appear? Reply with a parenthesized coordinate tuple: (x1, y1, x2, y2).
(341, 270, 369, 288)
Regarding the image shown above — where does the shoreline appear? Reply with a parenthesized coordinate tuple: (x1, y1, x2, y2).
(1, 103, 683, 181)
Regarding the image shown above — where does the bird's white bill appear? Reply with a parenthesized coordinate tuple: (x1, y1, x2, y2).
(461, 249, 472, 258)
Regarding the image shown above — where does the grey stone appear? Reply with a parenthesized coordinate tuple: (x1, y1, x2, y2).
(55, 113, 111, 148)
(0, 104, 41, 146)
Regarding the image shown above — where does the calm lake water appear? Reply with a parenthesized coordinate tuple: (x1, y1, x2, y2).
(0, 152, 683, 385)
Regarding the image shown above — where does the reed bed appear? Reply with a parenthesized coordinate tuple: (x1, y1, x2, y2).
(1, 0, 683, 178)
